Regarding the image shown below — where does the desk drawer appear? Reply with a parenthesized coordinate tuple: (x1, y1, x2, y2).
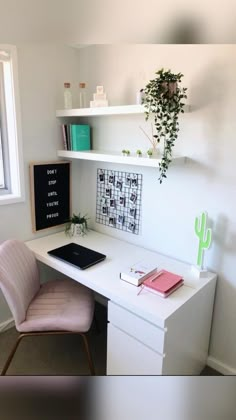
(107, 324, 163, 375)
(108, 301, 165, 355)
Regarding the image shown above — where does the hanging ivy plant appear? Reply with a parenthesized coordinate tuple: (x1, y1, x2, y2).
(141, 69, 187, 183)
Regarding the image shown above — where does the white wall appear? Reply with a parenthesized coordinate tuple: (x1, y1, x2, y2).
(0, 44, 81, 325)
(73, 44, 236, 374)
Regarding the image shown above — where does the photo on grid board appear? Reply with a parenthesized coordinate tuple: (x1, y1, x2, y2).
(109, 216, 116, 227)
(105, 187, 112, 198)
(99, 170, 105, 183)
(108, 173, 115, 185)
(117, 214, 125, 225)
(131, 176, 138, 188)
(125, 175, 131, 187)
(100, 196, 106, 205)
(127, 221, 135, 232)
(102, 206, 108, 215)
(129, 191, 137, 204)
(119, 195, 125, 207)
(129, 207, 136, 219)
(109, 198, 116, 208)
(115, 179, 123, 191)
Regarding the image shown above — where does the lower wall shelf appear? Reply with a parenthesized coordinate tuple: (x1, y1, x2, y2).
(57, 150, 186, 168)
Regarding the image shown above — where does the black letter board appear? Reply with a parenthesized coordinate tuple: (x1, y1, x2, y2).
(30, 161, 71, 232)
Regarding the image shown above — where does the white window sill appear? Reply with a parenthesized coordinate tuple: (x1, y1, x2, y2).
(0, 193, 25, 205)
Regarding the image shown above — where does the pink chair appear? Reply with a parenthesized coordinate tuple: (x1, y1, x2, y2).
(0, 239, 95, 375)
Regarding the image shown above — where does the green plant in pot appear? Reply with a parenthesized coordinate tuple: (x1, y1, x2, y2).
(65, 213, 89, 237)
(141, 68, 187, 183)
(147, 149, 153, 158)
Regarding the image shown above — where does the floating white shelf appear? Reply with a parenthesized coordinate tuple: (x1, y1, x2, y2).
(57, 149, 186, 168)
(56, 104, 190, 118)
(56, 104, 189, 168)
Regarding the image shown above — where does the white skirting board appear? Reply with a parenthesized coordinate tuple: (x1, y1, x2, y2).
(0, 317, 14, 333)
(207, 356, 236, 375)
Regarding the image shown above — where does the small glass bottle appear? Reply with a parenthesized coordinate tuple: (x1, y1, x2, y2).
(64, 82, 72, 109)
(79, 82, 87, 108)
(136, 89, 145, 105)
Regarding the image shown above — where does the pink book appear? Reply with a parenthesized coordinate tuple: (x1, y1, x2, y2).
(140, 279, 184, 298)
(142, 269, 183, 294)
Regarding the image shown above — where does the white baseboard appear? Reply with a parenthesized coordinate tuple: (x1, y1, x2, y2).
(0, 317, 14, 333)
(207, 356, 236, 375)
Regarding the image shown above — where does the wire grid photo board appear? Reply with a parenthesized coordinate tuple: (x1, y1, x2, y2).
(96, 168, 142, 234)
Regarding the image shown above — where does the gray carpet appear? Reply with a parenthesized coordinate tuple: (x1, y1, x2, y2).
(0, 303, 221, 376)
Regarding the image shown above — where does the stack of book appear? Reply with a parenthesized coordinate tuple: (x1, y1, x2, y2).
(120, 261, 157, 286)
(138, 269, 184, 298)
(120, 261, 184, 298)
(61, 124, 91, 151)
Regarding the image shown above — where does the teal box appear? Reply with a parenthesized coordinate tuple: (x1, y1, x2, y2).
(70, 124, 91, 151)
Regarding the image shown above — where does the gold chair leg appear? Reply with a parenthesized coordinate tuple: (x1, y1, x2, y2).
(1, 331, 95, 375)
(1, 333, 26, 375)
(81, 333, 95, 375)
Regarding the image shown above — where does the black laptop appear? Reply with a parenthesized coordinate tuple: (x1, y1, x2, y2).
(47, 243, 106, 270)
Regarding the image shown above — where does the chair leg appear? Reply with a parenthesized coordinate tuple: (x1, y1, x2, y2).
(2, 331, 96, 375)
(80, 333, 95, 375)
(1, 333, 26, 376)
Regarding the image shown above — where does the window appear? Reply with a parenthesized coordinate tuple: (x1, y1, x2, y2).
(0, 127, 5, 188)
(0, 45, 24, 204)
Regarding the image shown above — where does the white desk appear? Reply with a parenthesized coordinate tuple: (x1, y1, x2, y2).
(26, 230, 217, 375)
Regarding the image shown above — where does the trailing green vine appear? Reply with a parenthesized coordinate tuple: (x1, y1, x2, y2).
(141, 69, 187, 183)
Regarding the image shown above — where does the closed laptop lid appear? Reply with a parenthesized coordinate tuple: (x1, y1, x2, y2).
(48, 242, 106, 270)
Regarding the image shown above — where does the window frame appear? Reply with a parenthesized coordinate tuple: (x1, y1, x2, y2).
(0, 123, 5, 189)
(0, 45, 24, 205)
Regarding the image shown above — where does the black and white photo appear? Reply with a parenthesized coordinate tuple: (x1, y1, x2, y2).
(109, 217, 116, 227)
(125, 175, 131, 187)
(129, 191, 137, 204)
(108, 173, 115, 185)
(105, 187, 111, 198)
(131, 176, 138, 188)
(127, 221, 135, 232)
(115, 179, 123, 191)
(109, 198, 116, 208)
(99, 170, 105, 183)
(129, 207, 136, 218)
(102, 206, 108, 215)
(117, 214, 124, 225)
(100, 196, 106, 205)
(119, 195, 125, 207)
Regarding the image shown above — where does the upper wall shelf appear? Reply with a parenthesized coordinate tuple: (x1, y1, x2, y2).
(56, 104, 191, 118)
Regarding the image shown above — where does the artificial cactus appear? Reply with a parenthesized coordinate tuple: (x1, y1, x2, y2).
(194, 212, 212, 268)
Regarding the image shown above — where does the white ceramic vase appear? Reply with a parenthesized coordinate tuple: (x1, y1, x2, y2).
(70, 223, 84, 237)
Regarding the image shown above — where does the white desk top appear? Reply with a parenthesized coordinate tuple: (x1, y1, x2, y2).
(26, 230, 216, 328)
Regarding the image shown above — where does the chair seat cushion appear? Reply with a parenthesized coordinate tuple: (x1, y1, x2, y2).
(17, 279, 94, 333)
